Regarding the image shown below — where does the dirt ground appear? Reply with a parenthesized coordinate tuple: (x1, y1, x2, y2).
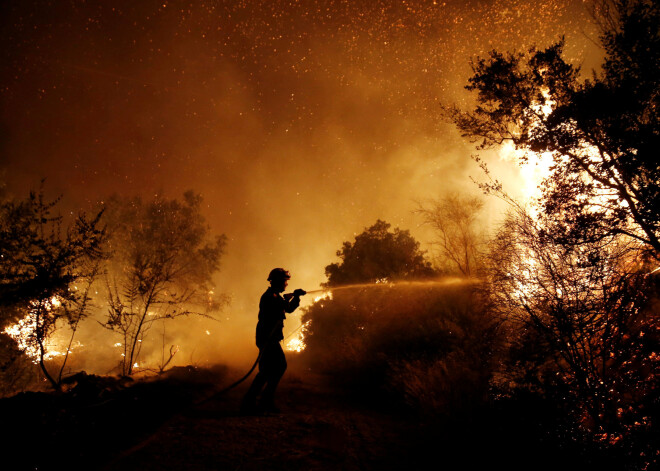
(1, 362, 601, 471)
(101, 370, 422, 471)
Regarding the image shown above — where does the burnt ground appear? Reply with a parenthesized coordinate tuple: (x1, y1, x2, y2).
(0, 362, 613, 471)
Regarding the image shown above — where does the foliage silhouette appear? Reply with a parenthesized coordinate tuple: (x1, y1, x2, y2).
(303, 221, 498, 415)
(447, 1, 660, 465)
(324, 219, 437, 287)
(488, 203, 659, 453)
(0, 183, 106, 390)
(448, 0, 660, 258)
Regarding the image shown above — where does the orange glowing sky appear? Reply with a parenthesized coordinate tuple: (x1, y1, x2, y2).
(0, 0, 603, 366)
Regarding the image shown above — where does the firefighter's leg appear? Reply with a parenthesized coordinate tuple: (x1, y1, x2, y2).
(241, 352, 268, 413)
(259, 343, 287, 411)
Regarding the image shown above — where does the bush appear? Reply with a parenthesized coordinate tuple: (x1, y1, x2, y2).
(301, 281, 500, 416)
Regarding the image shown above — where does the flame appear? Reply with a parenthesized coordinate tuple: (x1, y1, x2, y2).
(498, 88, 556, 209)
(499, 88, 624, 222)
(499, 142, 554, 211)
(313, 291, 333, 303)
(3, 296, 74, 363)
(494, 89, 640, 302)
(285, 320, 311, 353)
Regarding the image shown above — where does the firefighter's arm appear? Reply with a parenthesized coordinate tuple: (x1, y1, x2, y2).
(284, 289, 306, 312)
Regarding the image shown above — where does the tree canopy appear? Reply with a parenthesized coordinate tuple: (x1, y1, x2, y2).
(418, 194, 486, 276)
(447, 0, 660, 457)
(323, 219, 436, 287)
(0, 188, 104, 324)
(449, 0, 660, 257)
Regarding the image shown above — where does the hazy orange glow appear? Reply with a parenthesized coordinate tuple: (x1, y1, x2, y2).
(0, 0, 603, 371)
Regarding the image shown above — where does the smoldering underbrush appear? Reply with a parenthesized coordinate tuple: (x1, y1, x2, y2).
(300, 281, 501, 417)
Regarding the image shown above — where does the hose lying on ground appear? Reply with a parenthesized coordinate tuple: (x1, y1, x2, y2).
(194, 352, 261, 406)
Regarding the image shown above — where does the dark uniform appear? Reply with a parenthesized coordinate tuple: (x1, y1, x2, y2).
(243, 286, 300, 412)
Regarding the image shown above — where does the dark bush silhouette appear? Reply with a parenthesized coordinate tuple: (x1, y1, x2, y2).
(324, 219, 437, 287)
(447, 1, 660, 467)
(303, 283, 499, 416)
(302, 220, 499, 417)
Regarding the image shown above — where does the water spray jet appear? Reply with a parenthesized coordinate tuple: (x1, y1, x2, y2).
(283, 277, 480, 350)
(304, 277, 477, 296)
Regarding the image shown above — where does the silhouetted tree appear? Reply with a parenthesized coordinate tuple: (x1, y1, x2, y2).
(448, 1, 659, 462)
(324, 219, 437, 287)
(102, 191, 226, 375)
(0, 184, 106, 390)
(448, 0, 659, 259)
(488, 203, 659, 444)
(418, 193, 486, 276)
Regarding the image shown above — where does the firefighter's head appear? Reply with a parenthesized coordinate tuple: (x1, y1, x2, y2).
(267, 268, 290, 292)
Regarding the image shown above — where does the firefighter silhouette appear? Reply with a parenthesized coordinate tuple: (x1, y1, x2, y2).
(242, 268, 305, 414)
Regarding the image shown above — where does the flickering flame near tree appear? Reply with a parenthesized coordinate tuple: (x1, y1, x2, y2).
(285, 290, 336, 352)
(496, 88, 556, 210)
(286, 320, 312, 353)
(499, 141, 555, 212)
(498, 86, 632, 226)
(313, 291, 333, 304)
(3, 296, 76, 363)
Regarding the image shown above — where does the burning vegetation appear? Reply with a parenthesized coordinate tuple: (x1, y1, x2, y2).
(0, 188, 227, 394)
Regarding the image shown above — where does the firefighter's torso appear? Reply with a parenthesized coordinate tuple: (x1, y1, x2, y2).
(255, 288, 287, 348)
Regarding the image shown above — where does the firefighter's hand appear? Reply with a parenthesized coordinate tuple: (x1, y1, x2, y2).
(293, 289, 307, 297)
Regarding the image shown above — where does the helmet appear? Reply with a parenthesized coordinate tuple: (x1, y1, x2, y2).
(267, 268, 291, 282)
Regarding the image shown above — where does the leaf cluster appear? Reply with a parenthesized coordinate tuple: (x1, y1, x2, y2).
(0, 184, 106, 330)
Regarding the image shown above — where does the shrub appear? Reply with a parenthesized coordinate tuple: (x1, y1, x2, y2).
(301, 281, 500, 416)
